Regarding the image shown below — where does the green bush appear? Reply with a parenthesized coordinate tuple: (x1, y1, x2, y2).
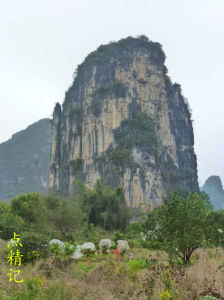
(92, 80, 126, 100)
(113, 112, 159, 157)
(50, 243, 64, 256)
(8, 276, 45, 300)
(125, 222, 142, 234)
(112, 231, 124, 243)
(44, 195, 87, 240)
(159, 290, 171, 300)
(0, 213, 25, 240)
(127, 258, 148, 271)
(127, 239, 140, 248)
(110, 148, 130, 167)
(23, 276, 45, 298)
(76, 180, 130, 231)
(11, 193, 46, 227)
(91, 80, 126, 116)
(143, 192, 212, 263)
(64, 232, 76, 243)
(70, 158, 83, 171)
(68, 104, 83, 124)
(19, 231, 49, 263)
(64, 242, 76, 256)
(90, 98, 102, 117)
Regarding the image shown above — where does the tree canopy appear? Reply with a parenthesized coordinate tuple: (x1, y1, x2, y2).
(75, 179, 131, 231)
(143, 192, 212, 263)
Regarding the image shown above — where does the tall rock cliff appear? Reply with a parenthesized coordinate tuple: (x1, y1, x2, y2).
(49, 36, 199, 208)
(0, 119, 52, 201)
(201, 176, 224, 210)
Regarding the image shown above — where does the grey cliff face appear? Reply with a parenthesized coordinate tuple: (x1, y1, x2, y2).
(49, 36, 199, 208)
(0, 119, 52, 201)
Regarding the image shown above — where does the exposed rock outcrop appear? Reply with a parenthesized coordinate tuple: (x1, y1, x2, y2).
(0, 119, 52, 201)
(201, 176, 224, 209)
(49, 36, 198, 208)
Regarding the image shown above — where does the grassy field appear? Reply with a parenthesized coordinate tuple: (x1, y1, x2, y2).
(0, 239, 224, 300)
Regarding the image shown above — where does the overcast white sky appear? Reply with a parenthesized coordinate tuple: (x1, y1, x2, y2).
(0, 0, 223, 186)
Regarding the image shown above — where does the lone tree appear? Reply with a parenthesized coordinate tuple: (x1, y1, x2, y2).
(143, 192, 212, 263)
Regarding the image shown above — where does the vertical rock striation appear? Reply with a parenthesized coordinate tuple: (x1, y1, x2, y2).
(49, 36, 199, 208)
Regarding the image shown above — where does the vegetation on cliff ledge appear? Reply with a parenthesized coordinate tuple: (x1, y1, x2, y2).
(94, 112, 159, 172)
(75, 35, 165, 76)
(114, 112, 158, 151)
(65, 35, 166, 102)
(91, 80, 126, 116)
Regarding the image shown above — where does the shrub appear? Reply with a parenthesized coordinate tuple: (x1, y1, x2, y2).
(112, 231, 124, 243)
(127, 258, 148, 271)
(113, 112, 158, 155)
(64, 242, 76, 256)
(11, 193, 46, 227)
(110, 148, 130, 167)
(19, 231, 49, 262)
(91, 80, 126, 116)
(64, 232, 76, 243)
(44, 195, 87, 240)
(143, 192, 212, 263)
(159, 291, 171, 300)
(125, 222, 142, 234)
(49, 241, 75, 257)
(68, 104, 83, 124)
(76, 180, 130, 231)
(77, 262, 96, 278)
(50, 243, 64, 256)
(23, 276, 45, 298)
(92, 80, 126, 100)
(9, 276, 45, 299)
(70, 158, 83, 171)
(0, 213, 25, 240)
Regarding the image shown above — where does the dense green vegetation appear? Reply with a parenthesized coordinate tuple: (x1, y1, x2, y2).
(142, 192, 216, 263)
(91, 80, 126, 116)
(1, 188, 223, 265)
(92, 80, 126, 100)
(94, 112, 159, 172)
(113, 112, 158, 152)
(0, 181, 130, 262)
(69, 158, 83, 177)
(76, 179, 130, 230)
(0, 186, 224, 299)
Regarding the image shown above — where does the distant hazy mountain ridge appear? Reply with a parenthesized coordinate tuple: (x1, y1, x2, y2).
(201, 176, 224, 209)
(0, 119, 52, 201)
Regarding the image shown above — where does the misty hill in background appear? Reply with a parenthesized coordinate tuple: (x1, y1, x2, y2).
(201, 175, 224, 209)
(0, 119, 52, 201)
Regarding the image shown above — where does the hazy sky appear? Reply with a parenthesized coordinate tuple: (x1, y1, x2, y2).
(0, 0, 223, 186)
